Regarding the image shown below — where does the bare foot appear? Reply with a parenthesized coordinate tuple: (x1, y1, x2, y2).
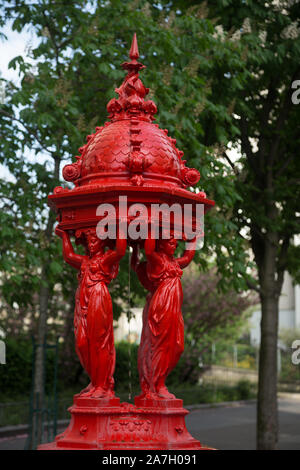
(80, 386, 96, 397)
(135, 387, 152, 400)
(136, 390, 154, 400)
(91, 387, 115, 398)
(157, 386, 176, 399)
(78, 382, 93, 396)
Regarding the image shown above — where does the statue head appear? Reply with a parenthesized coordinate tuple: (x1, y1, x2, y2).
(75, 228, 106, 257)
(157, 237, 177, 257)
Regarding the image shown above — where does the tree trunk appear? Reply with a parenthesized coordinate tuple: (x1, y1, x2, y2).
(257, 292, 279, 449)
(256, 236, 282, 450)
(28, 266, 50, 449)
(28, 157, 60, 448)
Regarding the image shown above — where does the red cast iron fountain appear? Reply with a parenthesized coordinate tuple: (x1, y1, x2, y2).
(40, 34, 215, 450)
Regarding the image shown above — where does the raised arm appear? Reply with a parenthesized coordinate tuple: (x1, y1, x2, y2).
(55, 227, 83, 270)
(176, 237, 197, 269)
(144, 237, 159, 263)
(102, 235, 127, 268)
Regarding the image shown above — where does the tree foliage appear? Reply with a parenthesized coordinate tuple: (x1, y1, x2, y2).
(182, 265, 256, 348)
(0, 0, 251, 332)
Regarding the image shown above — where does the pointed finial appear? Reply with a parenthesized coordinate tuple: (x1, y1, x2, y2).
(107, 33, 157, 122)
(129, 33, 139, 60)
(121, 33, 145, 73)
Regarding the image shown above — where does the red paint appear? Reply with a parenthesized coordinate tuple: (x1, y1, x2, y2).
(132, 238, 195, 400)
(40, 397, 207, 450)
(40, 34, 215, 450)
(55, 226, 126, 398)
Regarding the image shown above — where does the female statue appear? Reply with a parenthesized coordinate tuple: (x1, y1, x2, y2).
(132, 236, 196, 400)
(55, 226, 126, 398)
(131, 244, 155, 398)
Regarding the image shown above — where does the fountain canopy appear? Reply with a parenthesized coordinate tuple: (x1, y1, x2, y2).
(48, 34, 214, 234)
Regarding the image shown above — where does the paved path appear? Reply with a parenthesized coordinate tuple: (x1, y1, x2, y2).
(188, 396, 300, 450)
(0, 397, 299, 450)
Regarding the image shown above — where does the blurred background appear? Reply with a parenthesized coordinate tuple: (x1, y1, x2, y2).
(0, 0, 299, 450)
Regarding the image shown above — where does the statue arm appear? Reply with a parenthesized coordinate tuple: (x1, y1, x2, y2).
(144, 237, 159, 263)
(176, 238, 197, 268)
(55, 227, 83, 270)
(103, 236, 127, 267)
(137, 264, 154, 292)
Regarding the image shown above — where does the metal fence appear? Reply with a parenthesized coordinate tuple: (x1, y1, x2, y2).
(0, 401, 29, 428)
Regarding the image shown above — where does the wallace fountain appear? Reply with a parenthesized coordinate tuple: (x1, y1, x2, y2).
(39, 34, 214, 450)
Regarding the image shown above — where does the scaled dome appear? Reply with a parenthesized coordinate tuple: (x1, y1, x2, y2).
(49, 34, 214, 233)
(62, 34, 201, 190)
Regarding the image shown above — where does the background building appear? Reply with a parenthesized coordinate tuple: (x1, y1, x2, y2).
(250, 272, 300, 346)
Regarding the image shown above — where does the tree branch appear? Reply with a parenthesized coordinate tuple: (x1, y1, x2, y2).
(222, 151, 240, 176)
(0, 109, 52, 155)
(275, 155, 294, 179)
(41, 10, 62, 77)
(276, 236, 290, 293)
(259, 83, 278, 130)
(240, 117, 262, 183)
(270, 68, 300, 167)
(245, 276, 262, 295)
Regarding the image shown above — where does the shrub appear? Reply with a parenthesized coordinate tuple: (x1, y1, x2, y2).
(236, 379, 254, 400)
(0, 336, 58, 401)
(114, 341, 139, 393)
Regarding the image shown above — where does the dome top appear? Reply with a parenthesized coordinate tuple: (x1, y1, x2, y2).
(62, 34, 201, 190)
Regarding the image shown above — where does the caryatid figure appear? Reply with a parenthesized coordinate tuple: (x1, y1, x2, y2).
(132, 235, 196, 400)
(55, 226, 126, 398)
(131, 244, 156, 398)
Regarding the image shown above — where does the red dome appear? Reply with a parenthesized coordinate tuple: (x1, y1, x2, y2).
(76, 119, 183, 188)
(49, 34, 214, 232)
(62, 34, 200, 191)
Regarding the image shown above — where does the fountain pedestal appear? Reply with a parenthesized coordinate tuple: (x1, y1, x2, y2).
(39, 395, 209, 450)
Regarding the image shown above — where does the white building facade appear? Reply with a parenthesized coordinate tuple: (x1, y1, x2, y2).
(250, 272, 300, 345)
